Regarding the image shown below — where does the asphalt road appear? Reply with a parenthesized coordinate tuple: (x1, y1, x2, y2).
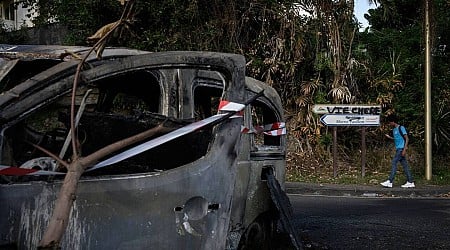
(289, 194, 450, 250)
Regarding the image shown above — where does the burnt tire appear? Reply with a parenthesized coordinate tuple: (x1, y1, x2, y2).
(238, 213, 276, 250)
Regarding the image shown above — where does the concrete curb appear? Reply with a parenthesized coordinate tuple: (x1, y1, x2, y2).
(285, 182, 450, 198)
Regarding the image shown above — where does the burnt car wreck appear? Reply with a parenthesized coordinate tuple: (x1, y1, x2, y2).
(0, 45, 301, 249)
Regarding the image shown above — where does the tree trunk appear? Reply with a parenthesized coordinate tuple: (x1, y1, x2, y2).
(39, 161, 84, 248)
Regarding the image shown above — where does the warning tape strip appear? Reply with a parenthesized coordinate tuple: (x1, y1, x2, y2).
(241, 127, 286, 136)
(263, 127, 286, 136)
(218, 100, 244, 118)
(241, 122, 286, 135)
(0, 165, 64, 176)
(265, 122, 285, 130)
(0, 99, 253, 176)
(0, 114, 228, 175)
(218, 100, 245, 112)
(88, 113, 228, 171)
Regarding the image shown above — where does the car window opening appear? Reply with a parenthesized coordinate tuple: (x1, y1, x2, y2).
(251, 100, 282, 150)
(0, 69, 227, 181)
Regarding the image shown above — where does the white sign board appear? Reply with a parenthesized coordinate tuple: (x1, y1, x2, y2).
(320, 114, 380, 126)
(312, 104, 381, 115)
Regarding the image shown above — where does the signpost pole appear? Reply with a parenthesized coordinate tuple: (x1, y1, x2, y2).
(361, 127, 366, 177)
(333, 127, 337, 178)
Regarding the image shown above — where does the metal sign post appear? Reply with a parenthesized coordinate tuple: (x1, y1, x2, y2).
(333, 127, 337, 177)
(361, 127, 366, 177)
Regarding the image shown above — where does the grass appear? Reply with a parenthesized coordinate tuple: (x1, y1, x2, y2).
(286, 145, 450, 186)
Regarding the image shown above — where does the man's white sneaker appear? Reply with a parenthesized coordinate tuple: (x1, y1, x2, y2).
(401, 182, 415, 188)
(380, 180, 393, 188)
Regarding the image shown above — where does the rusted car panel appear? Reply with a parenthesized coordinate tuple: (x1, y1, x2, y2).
(0, 45, 289, 249)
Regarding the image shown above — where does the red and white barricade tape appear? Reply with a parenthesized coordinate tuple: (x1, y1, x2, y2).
(0, 99, 261, 176)
(218, 100, 245, 112)
(264, 122, 285, 130)
(241, 122, 286, 136)
(88, 113, 228, 171)
(263, 127, 286, 136)
(0, 165, 64, 176)
(218, 100, 244, 118)
(0, 113, 228, 175)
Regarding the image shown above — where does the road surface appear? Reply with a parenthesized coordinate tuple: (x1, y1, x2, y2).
(288, 194, 450, 249)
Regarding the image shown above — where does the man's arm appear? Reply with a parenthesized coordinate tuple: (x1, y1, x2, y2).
(402, 133, 409, 156)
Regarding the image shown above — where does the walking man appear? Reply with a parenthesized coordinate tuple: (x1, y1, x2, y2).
(381, 115, 415, 188)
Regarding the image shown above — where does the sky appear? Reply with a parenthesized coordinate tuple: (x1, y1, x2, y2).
(354, 0, 374, 30)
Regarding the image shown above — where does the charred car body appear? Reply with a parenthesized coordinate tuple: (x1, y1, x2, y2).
(0, 45, 299, 249)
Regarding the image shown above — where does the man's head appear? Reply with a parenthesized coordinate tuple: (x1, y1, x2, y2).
(386, 114, 398, 126)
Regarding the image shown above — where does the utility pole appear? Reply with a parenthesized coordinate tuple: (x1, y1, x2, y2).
(424, 0, 432, 180)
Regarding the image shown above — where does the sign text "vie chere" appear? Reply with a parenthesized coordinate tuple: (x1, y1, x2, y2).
(326, 106, 381, 115)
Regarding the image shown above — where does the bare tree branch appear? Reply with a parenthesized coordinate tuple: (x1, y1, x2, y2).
(39, 1, 141, 247)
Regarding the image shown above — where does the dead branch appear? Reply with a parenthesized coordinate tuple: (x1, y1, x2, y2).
(29, 143, 70, 169)
(38, 0, 141, 247)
